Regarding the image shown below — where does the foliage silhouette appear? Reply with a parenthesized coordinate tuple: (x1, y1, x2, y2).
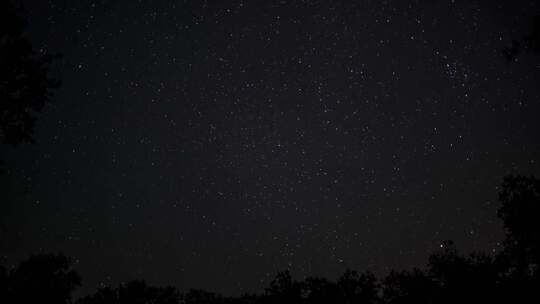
(1, 176, 539, 303)
(496, 175, 540, 302)
(0, 253, 81, 304)
(336, 269, 379, 304)
(0, 0, 60, 145)
(78, 280, 179, 304)
(498, 175, 540, 266)
(382, 268, 438, 304)
(503, 15, 540, 61)
(264, 270, 303, 303)
(427, 242, 500, 303)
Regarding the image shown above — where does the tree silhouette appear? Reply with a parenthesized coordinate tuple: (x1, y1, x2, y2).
(1, 253, 81, 304)
(503, 15, 540, 61)
(264, 271, 303, 303)
(495, 175, 540, 302)
(498, 175, 540, 267)
(337, 269, 379, 304)
(0, 0, 60, 145)
(3, 175, 540, 304)
(182, 289, 224, 304)
(78, 280, 179, 304)
(382, 268, 438, 304)
(428, 242, 501, 303)
(302, 276, 339, 304)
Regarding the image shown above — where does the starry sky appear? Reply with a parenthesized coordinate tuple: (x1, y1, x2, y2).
(1, 0, 540, 297)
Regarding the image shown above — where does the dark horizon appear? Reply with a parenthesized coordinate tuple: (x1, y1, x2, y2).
(1, 0, 540, 299)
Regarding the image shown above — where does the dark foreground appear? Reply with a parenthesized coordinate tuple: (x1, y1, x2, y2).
(1, 175, 539, 304)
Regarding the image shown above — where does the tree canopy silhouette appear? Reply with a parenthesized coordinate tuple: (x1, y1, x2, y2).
(0, 253, 81, 304)
(0, 1, 60, 145)
(78, 280, 179, 304)
(1, 175, 539, 304)
(498, 175, 540, 266)
(503, 15, 540, 61)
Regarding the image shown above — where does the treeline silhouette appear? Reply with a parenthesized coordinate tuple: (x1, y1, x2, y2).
(1, 175, 539, 304)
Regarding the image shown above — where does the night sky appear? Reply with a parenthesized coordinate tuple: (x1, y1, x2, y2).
(2, 0, 540, 297)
